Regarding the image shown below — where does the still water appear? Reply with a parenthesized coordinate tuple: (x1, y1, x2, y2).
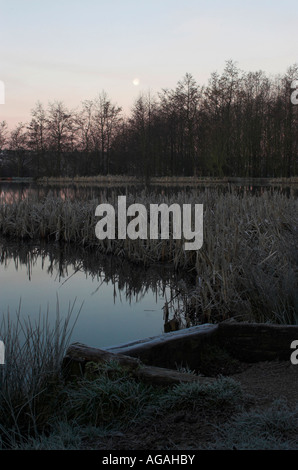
(0, 241, 183, 348)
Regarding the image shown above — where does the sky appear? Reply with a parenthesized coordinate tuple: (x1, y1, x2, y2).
(0, 0, 297, 129)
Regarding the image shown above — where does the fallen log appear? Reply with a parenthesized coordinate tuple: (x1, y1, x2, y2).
(105, 321, 298, 367)
(217, 321, 298, 362)
(62, 321, 298, 386)
(62, 342, 213, 386)
(135, 365, 212, 387)
(105, 323, 219, 370)
(63, 342, 142, 371)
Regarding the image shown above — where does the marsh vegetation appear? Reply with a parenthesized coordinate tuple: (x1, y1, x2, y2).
(1, 185, 297, 324)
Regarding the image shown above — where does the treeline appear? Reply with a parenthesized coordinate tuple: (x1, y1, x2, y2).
(0, 61, 297, 178)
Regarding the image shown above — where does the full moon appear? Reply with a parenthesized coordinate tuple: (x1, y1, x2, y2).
(132, 78, 140, 86)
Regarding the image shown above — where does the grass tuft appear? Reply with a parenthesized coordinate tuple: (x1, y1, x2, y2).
(159, 376, 243, 412)
(211, 399, 298, 450)
(0, 301, 81, 447)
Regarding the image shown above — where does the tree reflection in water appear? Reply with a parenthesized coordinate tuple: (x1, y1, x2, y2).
(0, 238, 198, 340)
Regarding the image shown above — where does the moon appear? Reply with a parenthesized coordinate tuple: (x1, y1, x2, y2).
(132, 78, 140, 86)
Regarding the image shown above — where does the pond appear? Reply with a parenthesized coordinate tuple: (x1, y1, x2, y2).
(0, 240, 188, 348)
(0, 180, 297, 349)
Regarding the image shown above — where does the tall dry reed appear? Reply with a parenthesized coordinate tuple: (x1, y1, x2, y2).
(0, 301, 81, 445)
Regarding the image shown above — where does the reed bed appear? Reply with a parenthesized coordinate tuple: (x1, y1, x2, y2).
(37, 175, 298, 186)
(38, 175, 140, 186)
(0, 188, 297, 323)
(37, 175, 226, 185)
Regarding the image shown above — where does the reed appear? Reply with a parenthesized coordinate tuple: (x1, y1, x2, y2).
(0, 188, 297, 323)
(0, 301, 81, 446)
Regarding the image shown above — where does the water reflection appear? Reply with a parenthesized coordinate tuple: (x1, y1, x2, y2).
(0, 239, 193, 347)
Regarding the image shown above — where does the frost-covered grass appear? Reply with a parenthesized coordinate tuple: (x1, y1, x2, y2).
(1, 352, 243, 450)
(60, 361, 161, 428)
(210, 399, 298, 450)
(2, 350, 297, 451)
(158, 376, 243, 412)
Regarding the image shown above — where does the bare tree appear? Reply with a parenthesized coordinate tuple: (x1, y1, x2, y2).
(46, 101, 75, 176)
(27, 101, 48, 177)
(0, 121, 8, 151)
(92, 91, 122, 174)
(75, 100, 96, 175)
(9, 123, 29, 176)
(2, 63, 298, 179)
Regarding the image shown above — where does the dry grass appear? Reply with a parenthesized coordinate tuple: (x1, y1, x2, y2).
(36, 175, 298, 186)
(0, 301, 81, 446)
(37, 175, 140, 186)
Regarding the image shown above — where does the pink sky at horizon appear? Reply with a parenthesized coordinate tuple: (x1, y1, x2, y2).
(0, 0, 297, 131)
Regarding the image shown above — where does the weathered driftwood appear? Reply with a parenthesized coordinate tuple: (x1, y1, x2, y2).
(104, 320, 298, 368)
(64, 342, 142, 370)
(62, 321, 298, 384)
(134, 365, 212, 386)
(62, 342, 211, 386)
(106, 324, 218, 370)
